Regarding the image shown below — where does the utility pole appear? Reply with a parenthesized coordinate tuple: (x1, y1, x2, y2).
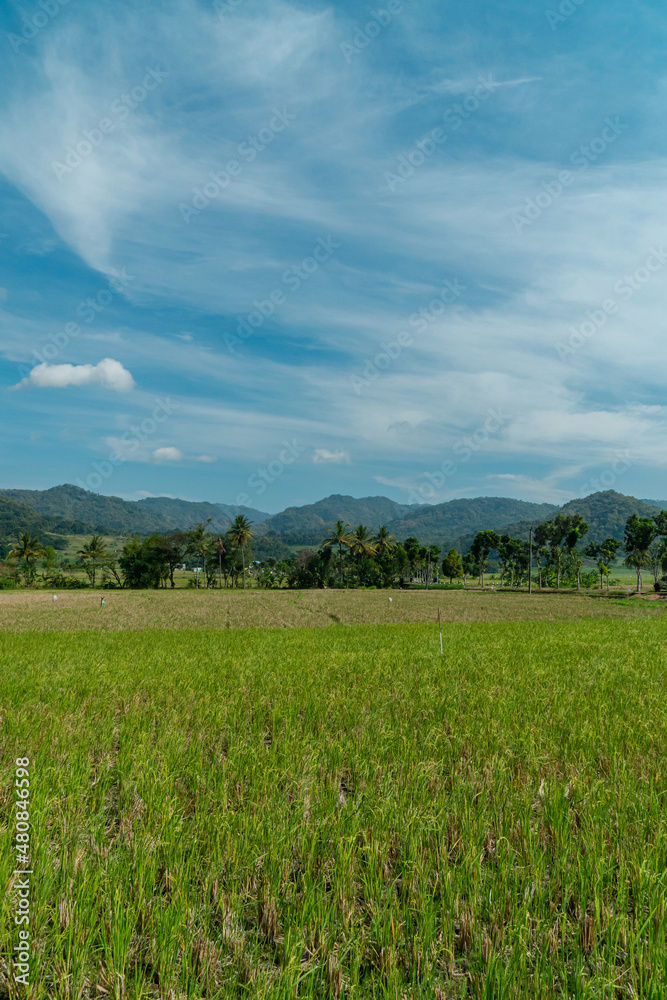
(528, 528, 533, 595)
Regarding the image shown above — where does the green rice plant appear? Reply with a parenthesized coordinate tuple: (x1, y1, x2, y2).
(0, 620, 666, 997)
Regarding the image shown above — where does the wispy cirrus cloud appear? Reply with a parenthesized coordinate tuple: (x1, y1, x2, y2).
(2, 0, 667, 508)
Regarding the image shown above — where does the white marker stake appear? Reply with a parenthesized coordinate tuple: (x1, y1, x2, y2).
(438, 608, 443, 655)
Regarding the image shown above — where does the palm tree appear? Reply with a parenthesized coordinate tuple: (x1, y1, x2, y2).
(348, 525, 377, 575)
(373, 526, 396, 558)
(216, 536, 226, 589)
(78, 535, 108, 588)
(322, 521, 352, 587)
(227, 515, 254, 589)
(9, 533, 44, 585)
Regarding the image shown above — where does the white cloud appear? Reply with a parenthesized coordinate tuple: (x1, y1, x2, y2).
(193, 454, 216, 462)
(152, 447, 183, 463)
(313, 448, 350, 464)
(15, 358, 134, 392)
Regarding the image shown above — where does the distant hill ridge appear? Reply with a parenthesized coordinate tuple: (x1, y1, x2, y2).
(0, 485, 270, 535)
(0, 485, 665, 553)
(450, 491, 667, 552)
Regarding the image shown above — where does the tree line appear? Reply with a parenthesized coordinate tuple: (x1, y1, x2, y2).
(463, 510, 667, 592)
(5, 508, 667, 592)
(3, 515, 255, 590)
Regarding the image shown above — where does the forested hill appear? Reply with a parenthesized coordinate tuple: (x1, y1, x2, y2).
(0, 495, 87, 551)
(557, 492, 664, 538)
(253, 494, 558, 546)
(452, 491, 666, 552)
(384, 497, 557, 545)
(0, 485, 269, 535)
(254, 494, 416, 543)
(1, 485, 665, 554)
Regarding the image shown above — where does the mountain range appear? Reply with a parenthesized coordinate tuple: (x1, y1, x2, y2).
(0, 484, 665, 557)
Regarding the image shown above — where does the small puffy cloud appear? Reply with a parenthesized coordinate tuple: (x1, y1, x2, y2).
(193, 454, 216, 462)
(15, 358, 134, 392)
(313, 448, 350, 464)
(176, 332, 194, 341)
(152, 447, 183, 463)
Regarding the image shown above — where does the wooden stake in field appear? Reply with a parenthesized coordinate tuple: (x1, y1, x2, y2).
(438, 608, 443, 655)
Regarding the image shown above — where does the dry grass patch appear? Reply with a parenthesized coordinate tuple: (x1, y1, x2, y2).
(0, 586, 662, 632)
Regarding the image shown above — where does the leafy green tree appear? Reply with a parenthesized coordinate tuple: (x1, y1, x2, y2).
(496, 535, 513, 586)
(646, 539, 667, 588)
(403, 537, 421, 580)
(156, 532, 188, 588)
(288, 548, 332, 589)
(545, 516, 567, 590)
(393, 543, 409, 585)
(187, 519, 213, 589)
(653, 509, 667, 537)
(226, 515, 254, 589)
(78, 534, 108, 588)
(9, 533, 45, 585)
(496, 535, 525, 586)
(533, 524, 553, 588)
(462, 551, 476, 587)
(584, 542, 604, 590)
(118, 535, 165, 589)
(599, 538, 621, 589)
(40, 545, 59, 583)
(534, 546, 549, 590)
(470, 530, 500, 587)
(561, 515, 588, 589)
(442, 548, 463, 584)
(425, 544, 440, 588)
(623, 514, 657, 592)
(322, 521, 352, 587)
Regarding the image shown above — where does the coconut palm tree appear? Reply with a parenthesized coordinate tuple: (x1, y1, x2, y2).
(227, 515, 254, 589)
(322, 520, 352, 587)
(216, 537, 226, 589)
(348, 525, 377, 574)
(78, 535, 108, 588)
(9, 533, 45, 585)
(373, 525, 396, 558)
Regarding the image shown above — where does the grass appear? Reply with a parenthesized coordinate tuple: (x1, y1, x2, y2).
(1, 616, 667, 998)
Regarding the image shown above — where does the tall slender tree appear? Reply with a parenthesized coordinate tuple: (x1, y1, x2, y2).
(9, 533, 45, 585)
(599, 538, 621, 589)
(78, 535, 108, 588)
(348, 525, 377, 563)
(623, 513, 657, 592)
(227, 515, 254, 589)
(470, 530, 500, 587)
(373, 525, 396, 558)
(322, 521, 352, 587)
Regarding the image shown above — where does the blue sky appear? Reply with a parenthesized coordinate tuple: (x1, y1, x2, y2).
(1, 0, 667, 513)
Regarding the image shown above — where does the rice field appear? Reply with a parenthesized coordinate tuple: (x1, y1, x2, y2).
(1, 614, 667, 998)
(1, 585, 665, 633)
